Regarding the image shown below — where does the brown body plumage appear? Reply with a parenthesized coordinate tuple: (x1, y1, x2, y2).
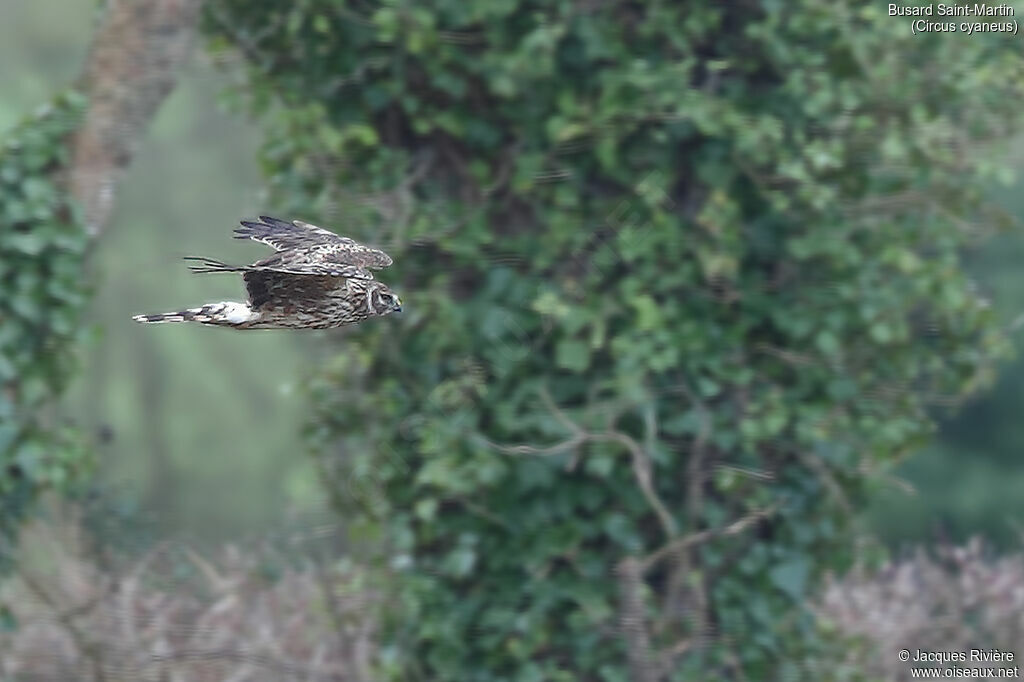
(132, 216, 401, 329)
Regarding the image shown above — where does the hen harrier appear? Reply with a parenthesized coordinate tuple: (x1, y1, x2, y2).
(132, 216, 401, 329)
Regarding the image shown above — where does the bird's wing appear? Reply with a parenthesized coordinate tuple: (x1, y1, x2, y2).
(243, 270, 339, 311)
(234, 216, 393, 273)
(185, 255, 373, 279)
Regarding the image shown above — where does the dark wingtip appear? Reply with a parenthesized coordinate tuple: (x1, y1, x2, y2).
(259, 215, 295, 229)
(182, 256, 238, 273)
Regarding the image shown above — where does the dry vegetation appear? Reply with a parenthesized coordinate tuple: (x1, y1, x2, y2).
(0, 513, 376, 682)
(817, 538, 1024, 680)
(4, 512, 1024, 681)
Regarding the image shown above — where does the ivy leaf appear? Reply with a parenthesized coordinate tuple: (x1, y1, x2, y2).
(770, 557, 811, 600)
(555, 339, 590, 372)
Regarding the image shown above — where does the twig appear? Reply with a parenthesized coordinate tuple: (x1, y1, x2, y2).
(714, 464, 774, 481)
(481, 426, 678, 538)
(184, 544, 230, 592)
(454, 497, 515, 531)
(18, 569, 108, 682)
(475, 385, 587, 466)
(754, 343, 817, 367)
(640, 503, 781, 573)
(539, 385, 585, 438)
(605, 430, 677, 538)
(657, 637, 695, 679)
(797, 451, 853, 516)
(475, 431, 587, 458)
(483, 386, 679, 537)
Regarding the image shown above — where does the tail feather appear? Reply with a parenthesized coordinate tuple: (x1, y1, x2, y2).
(132, 301, 257, 326)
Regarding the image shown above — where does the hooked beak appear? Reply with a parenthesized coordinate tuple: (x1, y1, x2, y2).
(394, 297, 403, 313)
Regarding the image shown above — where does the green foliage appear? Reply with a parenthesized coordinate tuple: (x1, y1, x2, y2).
(0, 91, 91, 559)
(207, 1, 1024, 678)
(868, 227, 1024, 548)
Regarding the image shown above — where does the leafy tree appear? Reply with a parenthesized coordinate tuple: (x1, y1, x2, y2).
(207, 1, 1024, 678)
(0, 0, 201, 566)
(868, 226, 1024, 548)
(0, 93, 90, 556)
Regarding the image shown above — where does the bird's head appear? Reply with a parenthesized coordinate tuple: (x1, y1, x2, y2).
(369, 282, 403, 316)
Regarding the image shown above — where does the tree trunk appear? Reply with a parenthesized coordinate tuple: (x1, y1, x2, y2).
(617, 557, 659, 682)
(67, 0, 203, 235)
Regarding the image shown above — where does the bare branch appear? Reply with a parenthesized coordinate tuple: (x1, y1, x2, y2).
(481, 421, 679, 537)
(797, 450, 853, 516)
(605, 430, 677, 538)
(475, 432, 587, 459)
(17, 569, 108, 681)
(453, 496, 515, 531)
(656, 637, 695, 679)
(474, 385, 588, 466)
(640, 503, 780, 574)
(482, 387, 679, 536)
(714, 464, 774, 481)
(754, 343, 818, 367)
(539, 385, 586, 438)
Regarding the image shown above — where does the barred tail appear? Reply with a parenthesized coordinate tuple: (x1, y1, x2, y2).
(132, 301, 257, 326)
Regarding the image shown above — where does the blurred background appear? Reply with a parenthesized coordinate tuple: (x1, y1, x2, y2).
(1, 0, 325, 547)
(2, 1, 1024, 680)
(3, 0, 1022, 554)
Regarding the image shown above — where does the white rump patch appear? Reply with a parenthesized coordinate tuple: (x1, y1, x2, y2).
(218, 301, 257, 324)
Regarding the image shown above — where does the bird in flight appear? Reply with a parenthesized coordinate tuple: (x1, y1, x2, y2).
(132, 216, 402, 329)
